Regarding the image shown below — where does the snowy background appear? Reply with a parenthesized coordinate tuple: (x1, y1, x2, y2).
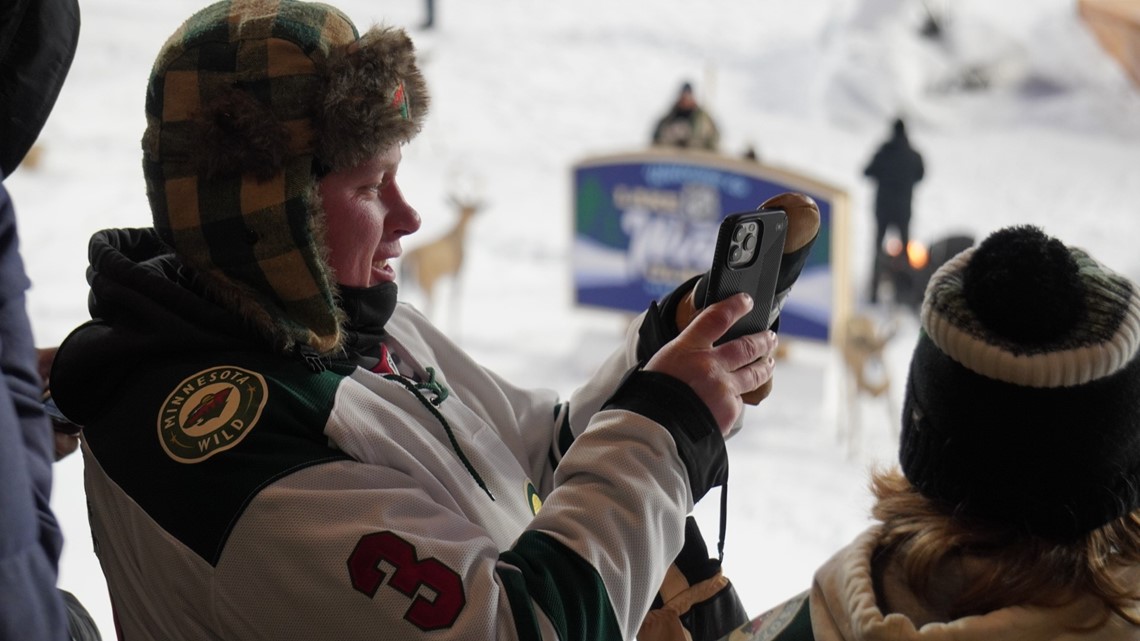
(7, 0, 1140, 636)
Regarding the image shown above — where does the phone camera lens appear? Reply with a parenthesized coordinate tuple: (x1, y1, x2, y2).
(733, 225, 748, 242)
(729, 246, 743, 264)
(742, 234, 756, 252)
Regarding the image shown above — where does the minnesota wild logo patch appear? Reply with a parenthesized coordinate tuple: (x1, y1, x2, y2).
(157, 366, 268, 464)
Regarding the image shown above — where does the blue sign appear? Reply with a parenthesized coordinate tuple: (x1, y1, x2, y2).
(573, 150, 844, 341)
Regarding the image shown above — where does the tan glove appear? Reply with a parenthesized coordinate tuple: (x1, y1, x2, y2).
(639, 517, 749, 641)
(639, 567, 736, 641)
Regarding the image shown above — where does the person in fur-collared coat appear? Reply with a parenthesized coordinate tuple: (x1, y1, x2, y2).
(725, 225, 1140, 641)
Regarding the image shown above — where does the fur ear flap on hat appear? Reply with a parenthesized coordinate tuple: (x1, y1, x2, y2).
(319, 26, 430, 173)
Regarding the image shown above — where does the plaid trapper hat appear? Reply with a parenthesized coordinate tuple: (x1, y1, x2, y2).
(143, 0, 428, 354)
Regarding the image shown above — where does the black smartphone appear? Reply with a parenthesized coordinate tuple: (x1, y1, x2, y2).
(698, 207, 787, 345)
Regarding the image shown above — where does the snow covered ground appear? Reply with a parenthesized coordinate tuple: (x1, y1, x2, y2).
(7, 0, 1140, 635)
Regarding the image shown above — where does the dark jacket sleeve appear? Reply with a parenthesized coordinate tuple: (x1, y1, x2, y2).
(0, 184, 69, 641)
(0, 3, 94, 639)
(863, 146, 885, 179)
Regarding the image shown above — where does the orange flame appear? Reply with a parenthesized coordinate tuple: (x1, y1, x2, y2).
(907, 241, 929, 270)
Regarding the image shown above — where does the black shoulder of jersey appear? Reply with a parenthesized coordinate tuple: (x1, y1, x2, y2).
(85, 351, 351, 565)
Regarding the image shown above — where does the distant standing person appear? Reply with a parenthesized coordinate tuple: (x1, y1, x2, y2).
(651, 81, 720, 152)
(863, 117, 924, 303)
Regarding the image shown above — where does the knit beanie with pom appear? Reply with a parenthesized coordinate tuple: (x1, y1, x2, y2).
(900, 225, 1140, 542)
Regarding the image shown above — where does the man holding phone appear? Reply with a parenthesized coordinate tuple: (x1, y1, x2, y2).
(47, 3, 819, 640)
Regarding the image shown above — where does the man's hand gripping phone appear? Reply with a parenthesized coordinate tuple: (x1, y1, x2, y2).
(645, 293, 778, 435)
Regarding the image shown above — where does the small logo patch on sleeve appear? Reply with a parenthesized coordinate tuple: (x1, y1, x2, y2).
(157, 366, 268, 463)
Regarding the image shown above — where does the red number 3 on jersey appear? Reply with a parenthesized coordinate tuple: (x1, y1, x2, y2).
(348, 531, 467, 630)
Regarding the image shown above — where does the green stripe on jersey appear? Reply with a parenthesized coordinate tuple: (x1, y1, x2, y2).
(496, 565, 542, 641)
(499, 531, 621, 641)
(556, 405, 574, 457)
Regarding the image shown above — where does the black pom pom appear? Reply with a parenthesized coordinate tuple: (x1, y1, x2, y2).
(963, 226, 1085, 344)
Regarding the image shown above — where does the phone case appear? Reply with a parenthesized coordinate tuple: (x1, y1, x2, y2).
(701, 207, 788, 344)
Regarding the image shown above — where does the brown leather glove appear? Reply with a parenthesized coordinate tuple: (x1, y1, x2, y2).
(675, 192, 821, 405)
